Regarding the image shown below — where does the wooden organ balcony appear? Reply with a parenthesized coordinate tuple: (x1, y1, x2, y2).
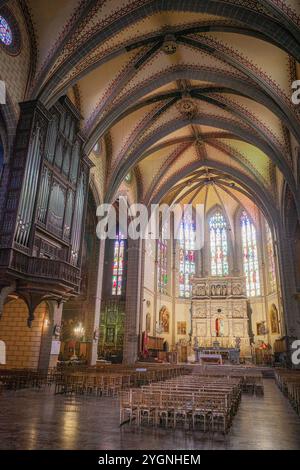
(0, 97, 93, 317)
(1, 248, 80, 292)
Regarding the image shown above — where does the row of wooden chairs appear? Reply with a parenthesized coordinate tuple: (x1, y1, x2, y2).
(275, 369, 300, 415)
(56, 364, 186, 388)
(120, 375, 242, 433)
(192, 366, 264, 396)
(54, 373, 124, 397)
(53, 365, 187, 397)
(0, 369, 48, 391)
(0, 364, 187, 395)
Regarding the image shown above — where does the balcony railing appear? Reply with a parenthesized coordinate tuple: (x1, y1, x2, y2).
(2, 248, 81, 290)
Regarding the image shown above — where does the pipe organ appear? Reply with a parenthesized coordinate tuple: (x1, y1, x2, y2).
(0, 97, 92, 316)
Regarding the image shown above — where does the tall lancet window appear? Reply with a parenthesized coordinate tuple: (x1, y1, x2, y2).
(157, 223, 168, 294)
(112, 232, 125, 296)
(209, 211, 229, 276)
(179, 216, 196, 298)
(266, 222, 276, 293)
(241, 211, 260, 297)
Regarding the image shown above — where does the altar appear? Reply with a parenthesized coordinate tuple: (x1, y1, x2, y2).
(198, 351, 222, 365)
(191, 276, 251, 358)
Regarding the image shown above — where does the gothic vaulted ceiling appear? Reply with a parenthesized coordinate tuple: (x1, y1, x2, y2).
(1, 0, 300, 221)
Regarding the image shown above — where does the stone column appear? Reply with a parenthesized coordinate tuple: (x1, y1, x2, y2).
(171, 229, 176, 349)
(258, 212, 270, 334)
(48, 302, 64, 369)
(228, 301, 233, 339)
(153, 240, 158, 335)
(123, 238, 143, 364)
(277, 228, 300, 345)
(87, 239, 105, 365)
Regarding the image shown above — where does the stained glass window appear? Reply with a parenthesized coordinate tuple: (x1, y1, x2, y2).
(209, 211, 229, 276)
(241, 211, 260, 297)
(266, 222, 276, 293)
(0, 16, 12, 46)
(179, 216, 195, 298)
(157, 223, 168, 294)
(112, 232, 125, 296)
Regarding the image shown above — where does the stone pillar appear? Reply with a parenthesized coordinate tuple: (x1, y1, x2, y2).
(228, 303, 233, 338)
(153, 246, 158, 336)
(277, 228, 300, 345)
(81, 237, 103, 366)
(258, 212, 270, 332)
(87, 239, 105, 365)
(38, 303, 53, 370)
(171, 230, 176, 349)
(48, 302, 64, 369)
(123, 238, 143, 364)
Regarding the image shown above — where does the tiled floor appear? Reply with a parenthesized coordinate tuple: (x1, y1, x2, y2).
(0, 379, 299, 450)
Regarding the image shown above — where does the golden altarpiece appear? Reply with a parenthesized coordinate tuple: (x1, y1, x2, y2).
(191, 276, 252, 357)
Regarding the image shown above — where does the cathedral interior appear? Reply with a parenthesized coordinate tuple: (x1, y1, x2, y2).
(0, 0, 300, 452)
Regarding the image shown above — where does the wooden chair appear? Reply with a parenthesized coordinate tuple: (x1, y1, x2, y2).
(191, 395, 209, 431)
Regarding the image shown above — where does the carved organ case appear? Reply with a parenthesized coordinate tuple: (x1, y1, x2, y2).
(0, 97, 92, 299)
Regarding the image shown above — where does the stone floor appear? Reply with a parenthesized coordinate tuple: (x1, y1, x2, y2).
(0, 379, 300, 450)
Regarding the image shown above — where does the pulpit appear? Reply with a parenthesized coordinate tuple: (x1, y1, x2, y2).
(191, 276, 251, 357)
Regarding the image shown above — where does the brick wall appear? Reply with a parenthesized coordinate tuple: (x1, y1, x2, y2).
(0, 299, 48, 369)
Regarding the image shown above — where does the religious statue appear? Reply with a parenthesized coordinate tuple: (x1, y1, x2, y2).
(270, 305, 279, 334)
(93, 328, 99, 341)
(199, 285, 206, 296)
(146, 313, 151, 333)
(257, 322, 267, 336)
(215, 318, 224, 337)
(235, 337, 241, 350)
(53, 324, 61, 340)
(159, 306, 170, 333)
(193, 336, 199, 349)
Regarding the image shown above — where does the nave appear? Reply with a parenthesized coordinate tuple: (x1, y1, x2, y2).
(0, 376, 300, 450)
